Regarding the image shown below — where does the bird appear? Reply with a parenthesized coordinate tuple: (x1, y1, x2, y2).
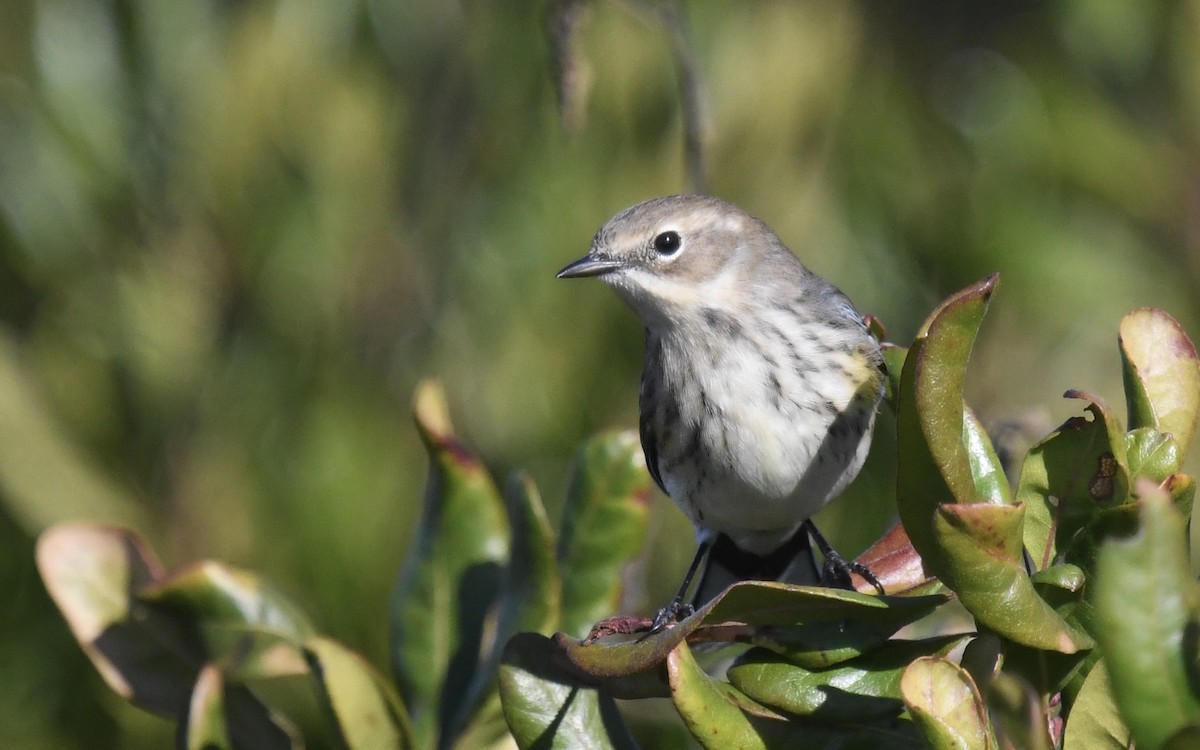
(557, 194, 886, 633)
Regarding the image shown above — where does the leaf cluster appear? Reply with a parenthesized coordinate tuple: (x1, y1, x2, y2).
(38, 275, 1200, 749)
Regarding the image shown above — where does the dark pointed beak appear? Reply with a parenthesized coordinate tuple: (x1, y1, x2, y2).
(556, 255, 624, 279)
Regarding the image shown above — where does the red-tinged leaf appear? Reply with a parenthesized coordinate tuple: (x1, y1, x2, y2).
(390, 380, 510, 749)
(36, 523, 198, 715)
(934, 503, 1091, 653)
(901, 656, 997, 750)
(554, 581, 947, 682)
(851, 523, 941, 595)
(896, 274, 1001, 581)
(1119, 308, 1200, 456)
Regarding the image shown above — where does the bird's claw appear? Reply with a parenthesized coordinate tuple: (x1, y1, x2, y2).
(821, 549, 885, 595)
(635, 599, 695, 642)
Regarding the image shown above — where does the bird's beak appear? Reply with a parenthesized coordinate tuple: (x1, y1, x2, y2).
(556, 255, 624, 279)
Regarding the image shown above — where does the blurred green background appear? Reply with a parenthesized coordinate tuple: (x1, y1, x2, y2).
(2, 1, 1199, 746)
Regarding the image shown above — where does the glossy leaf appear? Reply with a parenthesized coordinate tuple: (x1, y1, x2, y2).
(555, 581, 946, 682)
(901, 656, 996, 750)
(306, 637, 412, 750)
(896, 274, 1000, 579)
(964, 407, 1012, 506)
(851, 523, 940, 595)
(1063, 663, 1132, 750)
(881, 343, 908, 409)
(667, 640, 779, 750)
(1125, 427, 1182, 483)
(913, 273, 1000, 506)
(449, 472, 562, 747)
(934, 503, 1091, 653)
(1094, 480, 1200, 750)
(1017, 394, 1131, 571)
(1119, 308, 1200, 456)
(557, 430, 652, 639)
(390, 380, 510, 749)
(727, 635, 965, 722)
(498, 633, 637, 750)
(747, 597, 946, 670)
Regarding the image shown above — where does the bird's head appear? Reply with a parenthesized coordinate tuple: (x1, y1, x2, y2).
(557, 195, 782, 326)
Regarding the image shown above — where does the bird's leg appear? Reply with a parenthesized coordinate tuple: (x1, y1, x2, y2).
(639, 539, 711, 640)
(803, 519, 885, 594)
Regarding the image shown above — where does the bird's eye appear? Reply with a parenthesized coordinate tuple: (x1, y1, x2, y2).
(653, 230, 682, 255)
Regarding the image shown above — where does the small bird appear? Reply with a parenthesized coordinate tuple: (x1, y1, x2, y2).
(557, 195, 885, 631)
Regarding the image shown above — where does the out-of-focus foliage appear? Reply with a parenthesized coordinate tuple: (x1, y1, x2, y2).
(5, 1, 1200, 747)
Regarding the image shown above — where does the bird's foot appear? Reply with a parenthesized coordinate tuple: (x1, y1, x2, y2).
(635, 599, 695, 643)
(820, 548, 885, 595)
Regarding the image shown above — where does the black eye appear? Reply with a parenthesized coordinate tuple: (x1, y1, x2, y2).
(653, 230, 682, 255)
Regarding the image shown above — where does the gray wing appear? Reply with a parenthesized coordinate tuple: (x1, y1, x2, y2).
(638, 331, 668, 495)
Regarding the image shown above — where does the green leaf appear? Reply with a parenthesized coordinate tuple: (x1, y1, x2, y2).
(1125, 427, 1182, 482)
(1016, 394, 1131, 571)
(934, 503, 1091, 653)
(498, 633, 638, 750)
(138, 561, 315, 638)
(746, 594, 947, 670)
(557, 430, 652, 639)
(306, 637, 413, 750)
(896, 274, 1000, 579)
(667, 641, 780, 750)
(190, 670, 300, 750)
(36, 523, 199, 716)
(554, 581, 946, 683)
(726, 635, 964, 722)
(985, 671, 1053, 750)
(185, 665, 231, 750)
(881, 343, 907, 410)
(1063, 662, 1132, 750)
(901, 656, 997, 750)
(1165, 472, 1196, 520)
(964, 407, 1012, 506)
(390, 380, 510, 749)
(1094, 479, 1200, 750)
(1119, 308, 1200, 456)
(449, 472, 562, 748)
(499, 472, 562, 637)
